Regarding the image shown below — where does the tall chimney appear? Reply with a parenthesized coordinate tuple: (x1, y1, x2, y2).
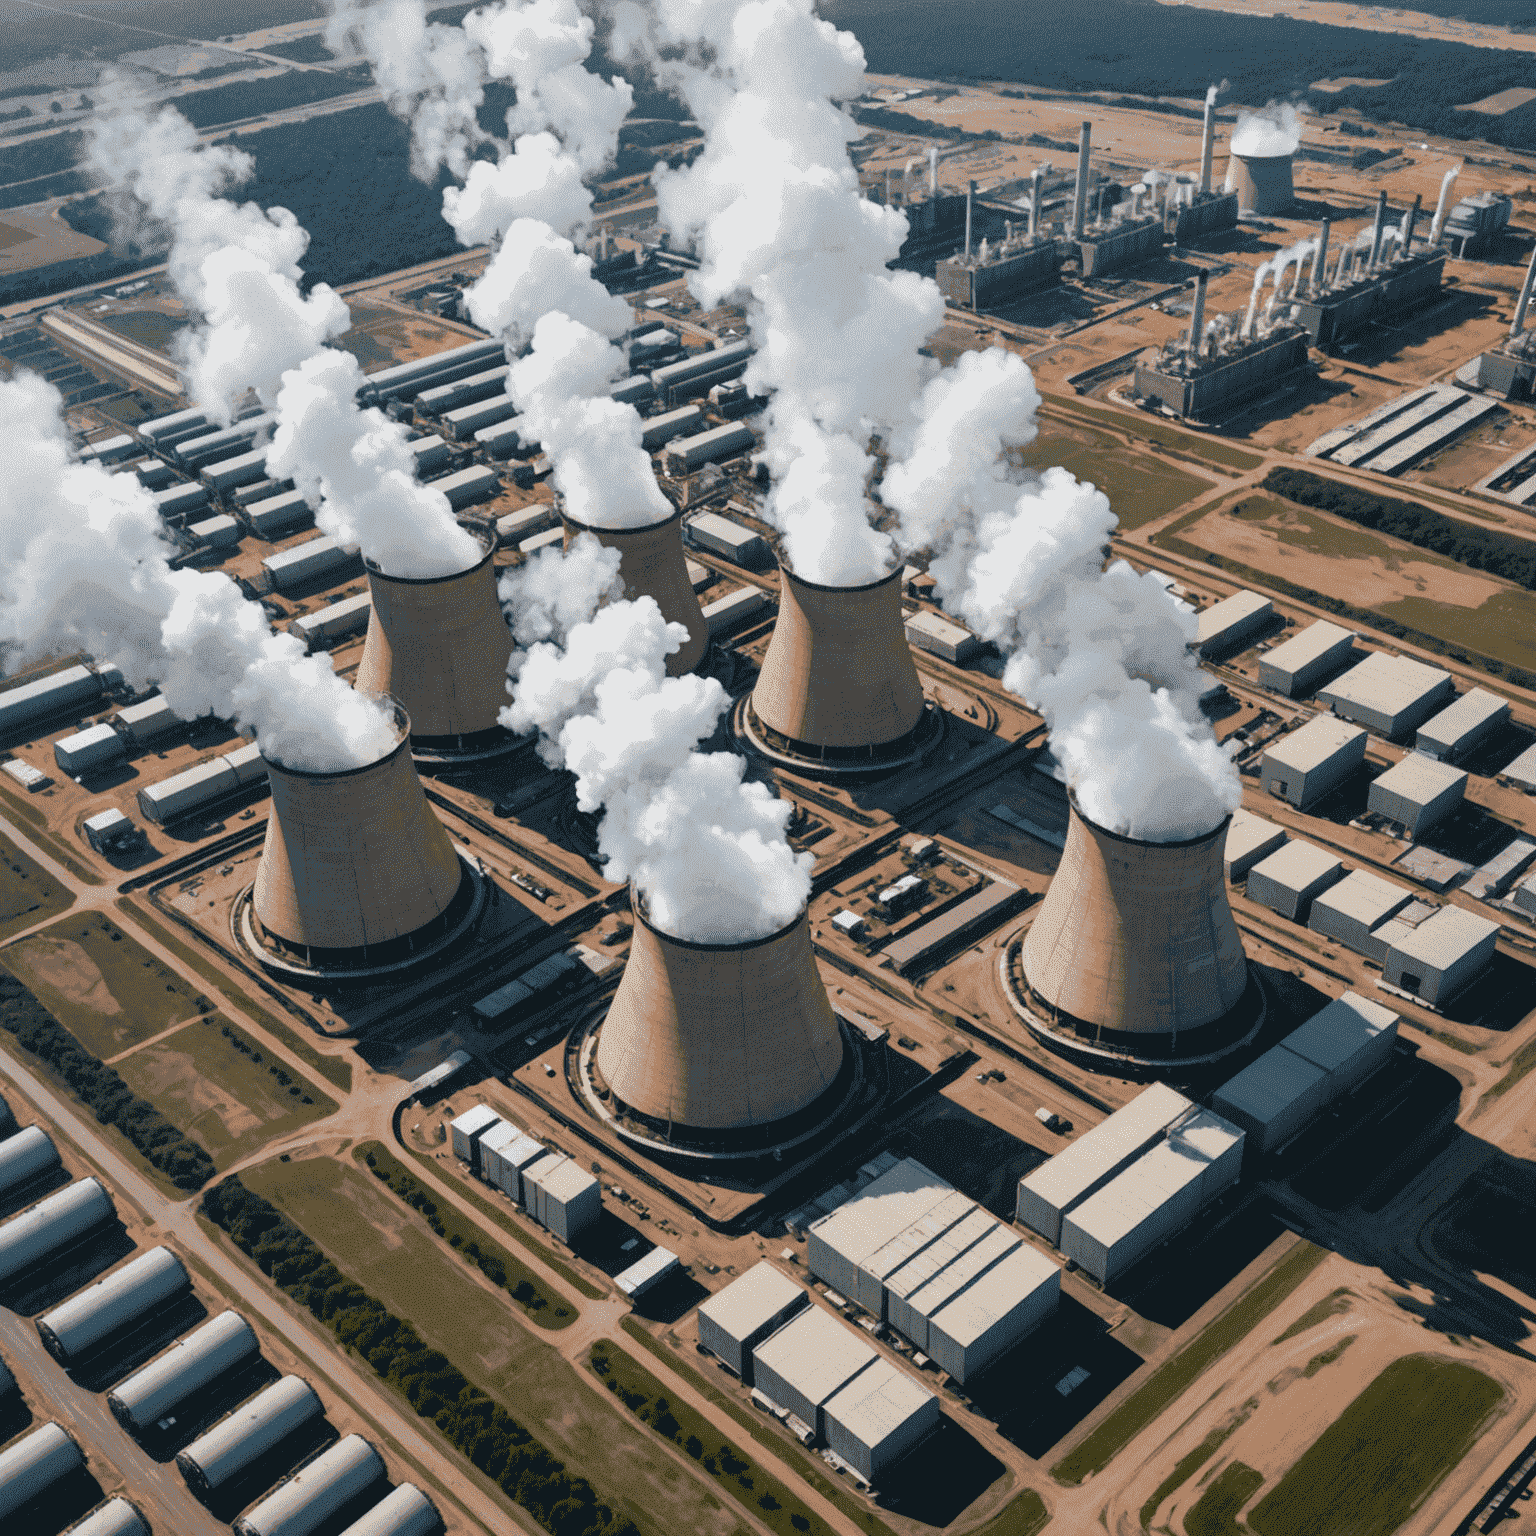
(885, 167, 892, 206)
(746, 566, 928, 774)
(1016, 797, 1259, 1063)
(1368, 190, 1388, 270)
(1310, 218, 1330, 296)
(965, 180, 975, 258)
(1028, 169, 1043, 239)
(600, 224, 609, 262)
(354, 528, 514, 757)
(594, 895, 846, 1137)
(1429, 166, 1459, 245)
(246, 700, 477, 976)
(928, 145, 938, 198)
(1187, 269, 1208, 355)
(560, 506, 708, 677)
(1073, 121, 1091, 238)
(1512, 244, 1536, 337)
(1401, 192, 1423, 256)
(1199, 95, 1216, 194)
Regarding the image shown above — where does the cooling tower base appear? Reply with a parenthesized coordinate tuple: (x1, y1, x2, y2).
(233, 851, 485, 986)
(1000, 936, 1268, 1076)
(407, 724, 529, 771)
(733, 696, 945, 781)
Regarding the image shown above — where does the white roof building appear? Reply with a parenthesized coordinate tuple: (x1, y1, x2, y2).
(1307, 869, 1414, 960)
(807, 1159, 954, 1300)
(926, 1243, 1060, 1381)
(1246, 840, 1346, 922)
(697, 1261, 809, 1382)
(1257, 620, 1356, 696)
(1259, 716, 1367, 810)
(1379, 904, 1499, 1006)
(822, 1358, 939, 1483)
(1224, 808, 1287, 881)
(750, 1304, 878, 1436)
(1367, 753, 1467, 837)
(1195, 590, 1272, 658)
(1317, 651, 1455, 740)
(1415, 687, 1509, 763)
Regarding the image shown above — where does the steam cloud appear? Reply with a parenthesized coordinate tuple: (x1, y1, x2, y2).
(0, 374, 396, 772)
(882, 349, 1241, 841)
(1228, 100, 1302, 159)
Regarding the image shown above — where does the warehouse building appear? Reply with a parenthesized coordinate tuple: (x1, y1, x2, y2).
(289, 592, 372, 652)
(1465, 839, 1536, 902)
(0, 1423, 85, 1522)
(449, 1105, 501, 1174)
(1500, 741, 1536, 793)
(1307, 869, 1414, 960)
(204, 448, 269, 495)
(1318, 652, 1455, 740)
(1282, 992, 1399, 1090)
(687, 512, 769, 566)
(0, 663, 123, 742)
(152, 481, 211, 523)
(887, 1219, 1018, 1354)
(1415, 688, 1510, 763)
(233, 1434, 385, 1536)
(136, 741, 267, 825)
(1224, 809, 1287, 880)
(430, 464, 501, 509)
(416, 363, 509, 417)
(1245, 840, 1345, 922)
(1260, 717, 1368, 809)
(751, 1304, 877, 1437)
(1367, 753, 1468, 837)
(176, 1375, 324, 1495)
(62, 1497, 149, 1536)
(615, 1246, 679, 1300)
(84, 807, 136, 854)
(36, 1245, 189, 1366)
(521, 1153, 600, 1243)
(1257, 621, 1357, 696)
(108, 1310, 259, 1434)
(1016, 1083, 1192, 1244)
(852, 1188, 975, 1315)
(1379, 905, 1499, 1005)
(114, 695, 180, 748)
(925, 1243, 1060, 1380)
(478, 1122, 546, 1205)
(0, 1179, 114, 1284)
(697, 1261, 809, 1382)
(822, 1358, 939, 1482)
(640, 404, 704, 450)
(332, 1485, 438, 1536)
(809, 1160, 955, 1297)
(1134, 326, 1310, 420)
(360, 337, 506, 404)
(703, 586, 769, 636)
(262, 535, 358, 593)
(246, 490, 313, 540)
(190, 513, 241, 549)
(0, 1126, 59, 1200)
(1194, 590, 1273, 658)
(651, 340, 752, 401)
(52, 723, 125, 778)
(176, 417, 271, 471)
(663, 422, 756, 473)
(904, 611, 981, 664)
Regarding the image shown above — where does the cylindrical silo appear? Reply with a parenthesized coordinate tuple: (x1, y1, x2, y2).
(0, 1179, 114, 1285)
(353, 527, 514, 757)
(335, 1483, 439, 1536)
(0, 1125, 59, 1200)
(1018, 797, 1259, 1062)
(595, 896, 847, 1138)
(62, 1497, 151, 1536)
(0, 1423, 85, 1521)
(233, 1435, 385, 1536)
(37, 1245, 189, 1365)
(110, 1310, 260, 1434)
(560, 506, 708, 676)
(247, 697, 476, 974)
(176, 1376, 324, 1496)
(1226, 152, 1294, 215)
(746, 566, 928, 773)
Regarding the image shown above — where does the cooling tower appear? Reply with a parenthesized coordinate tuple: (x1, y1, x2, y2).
(560, 505, 707, 676)
(593, 896, 848, 1142)
(1227, 152, 1294, 216)
(354, 526, 515, 758)
(242, 697, 480, 977)
(743, 566, 932, 775)
(1016, 798, 1262, 1064)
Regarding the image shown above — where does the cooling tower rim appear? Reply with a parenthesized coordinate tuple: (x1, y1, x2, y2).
(1230, 149, 1296, 164)
(559, 501, 684, 540)
(631, 886, 807, 954)
(261, 694, 410, 780)
(779, 563, 903, 598)
(1065, 790, 1232, 851)
(363, 525, 493, 585)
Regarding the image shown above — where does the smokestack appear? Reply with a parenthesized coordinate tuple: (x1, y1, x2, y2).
(1028, 169, 1042, 239)
(1199, 95, 1215, 194)
(965, 179, 975, 258)
(1187, 270, 1208, 355)
(745, 566, 929, 772)
(560, 506, 708, 676)
(1368, 190, 1388, 270)
(600, 224, 610, 262)
(245, 698, 477, 976)
(1429, 166, 1459, 245)
(1016, 798, 1260, 1063)
(1310, 218, 1330, 296)
(594, 894, 846, 1138)
(1073, 121, 1091, 238)
(885, 167, 892, 206)
(928, 146, 938, 199)
(1512, 244, 1536, 337)
(1401, 192, 1422, 256)
(354, 528, 514, 758)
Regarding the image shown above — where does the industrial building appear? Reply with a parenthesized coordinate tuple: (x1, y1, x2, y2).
(614, 1246, 679, 1299)
(0, 663, 122, 741)
(203, 448, 269, 495)
(333, 1485, 439, 1536)
(246, 490, 313, 540)
(1259, 716, 1368, 810)
(176, 416, 271, 471)
(1293, 249, 1446, 349)
(36, 1245, 189, 1365)
(108, 1310, 260, 1434)
(0, 1126, 60, 1200)
(1307, 383, 1496, 475)
(0, 1178, 114, 1284)
(1367, 753, 1468, 837)
(438, 391, 516, 442)
(1500, 742, 1536, 793)
(289, 592, 372, 652)
(1246, 839, 1345, 922)
(62, 1498, 149, 1536)
(416, 363, 509, 416)
(1196, 590, 1273, 658)
(925, 1244, 1060, 1378)
(650, 340, 752, 406)
(1174, 190, 1240, 244)
(1079, 216, 1164, 278)
(640, 404, 704, 450)
(697, 1261, 809, 1382)
(662, 422, 756, 473)
(1258, 621, 1357, 696)
(703, 585, 769, 636)
(904, 610, 980, 664)
(1416, 688, 1510, 763)
(176, 1376, 325, 1494)
(54, 723, 125, 778)
(751, 1304, 878, 1436)
(821, 1358, 940, 1482)
(1134, 325, 1309, 421)
(936, 229, 1060, 307)
(1318, 651, 1455, 740)
(449, 1105, 502, 1173)
(262, 536, 358, 593)
(152, 481, 211, 523)
(521, 1152, 601, 1243)
(1378, 904, 1499, 1005)
(233, 1435, 385, 1536)
(1442, 190, 1511, 259)
(0, 1423, 85, 1522)
(687, 512, 768, 567)
(1308, 870, 1414, 960)
(359, 337, 507, 405)
(1465, 839, 1536, 902)
(136, 740, 267, 825)
(115, 695, 180, 747)
(1224, 809, 1286, 880)
(1226, 148, 1293, 214)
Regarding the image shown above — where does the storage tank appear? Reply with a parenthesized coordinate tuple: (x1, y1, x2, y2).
(244, 697, 478, 976)
(233, 1435, 385, 1536)
(0, 1125, 60, 1199)
(1226, 151, 1294, 215)
(594, 895, 847, 1140)
(559, 506, 708, 676)
(109, 1309, 260, 1433)
(0, 1423, 85, 1520)
(353, 528, 514, 758)
(1017, 798, 1261, 1064)
(37, 1246, 190, 1365)
(0, 1179, 114, 1284)
(745, 566, 929, 775)
(62, 1498, 151, 1536)
(176, 1376, 325, 1495)
(334, 1483, 439, 1536)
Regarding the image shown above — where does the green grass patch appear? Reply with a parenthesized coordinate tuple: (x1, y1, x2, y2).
(114, 1016, 334, 1170)
(353, 1141, 574, 1329)
(1027, 432, 1209, 530)
(1042, 393, 1264, 471)
(591, 1338, 839, 1536)
(1052, 1241, 1329, 1486)
(1273, 1288, 1353, 1344)
(0, 781, 101, 885)
(395, 1131, 603, 1299)
(0, 829, 72, 941)
(2, 911, 213, 1059)
(117, 898, 351, 1092)
(966, 1490, 1050, 1536)
(1137, 1406, 1255, 1531)
(1186, 1461, 1264, 1536)
(1488, 1032, 1536, 1099)
(1303, 1335, 1355, 1377)
(1248, 1354, 1503, 1536)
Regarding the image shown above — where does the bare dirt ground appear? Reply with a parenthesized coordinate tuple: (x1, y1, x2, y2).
(0, 205, 106, 275)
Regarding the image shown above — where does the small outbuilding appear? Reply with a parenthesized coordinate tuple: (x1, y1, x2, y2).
(1367, 753, 1467, 837)
(697, 1261, 809, 1383)
(1245, 840, 1346, 921)
(1195, 590, 1273, 658)
(1415, 687, 1510, 763)
(1259, 716, 1367, 810)
(1379, 904, 1499, 1005)
(1257, 620, 1357, 696)
(822, 1357, 939, 1482)
(1307, 869, 1414, 960)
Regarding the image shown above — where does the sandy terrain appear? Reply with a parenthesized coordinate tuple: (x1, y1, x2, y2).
(1154, 0, 1536, 55)
(0, 205, 106, 275)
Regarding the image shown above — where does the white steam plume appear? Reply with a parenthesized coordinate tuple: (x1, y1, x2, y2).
(612, 0, 944, 586)
(0, 373, 395, 772)
(497, 531, 622, 666)
(883, 349, 1240, 842)
(1229, 100, 1302, 158)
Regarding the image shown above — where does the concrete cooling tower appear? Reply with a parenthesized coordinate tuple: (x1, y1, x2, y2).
(239, 697, 482, 981)
(354, 526, 516, 762)
(740, 567, 936, 777)
(591, 896, 851, 1151)
(1011, 798, 1263, 1068)
(560, 506, 708, 676)
(1227, 152, 1294, 216)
